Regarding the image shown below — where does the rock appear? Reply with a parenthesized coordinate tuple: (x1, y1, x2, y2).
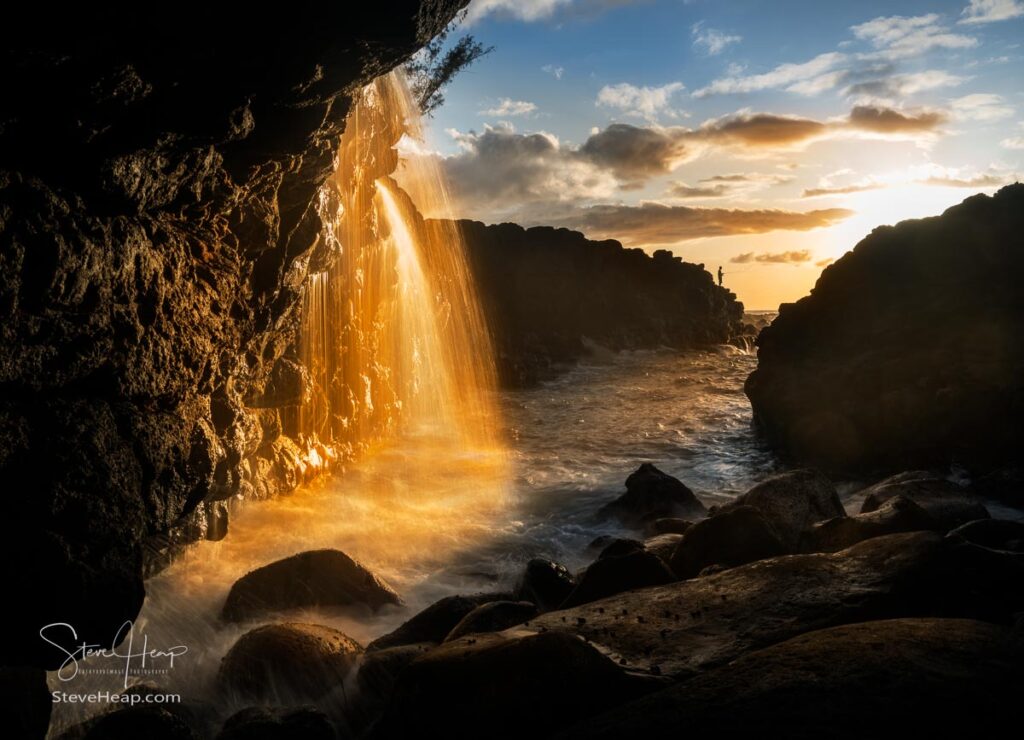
(670, 505, 788, 580)
(528, 532, 1024, 679)
(218, 622, 362, 702)
(646, 518, 693, 535)
(802, 496, 938, 552)
(557, 619, 1024, 739)
(596, 538, 645, 559)
(366, 593, 504, 652)
(357, 642, 434, 702)
(57, 707, 198, 740)
(0, 667, 51, 740)
(714, 470, 844, 549)
(859, 472, 989, 530)
(374, 631, 661, 739)
(745, 185, 1024, 474)
(216, 707, 336, 740)
(221, 549, 401, 622)
(598, 464, 707, 527)
(515, 559, 577, 612)
(561, 550, 676, 609)
(445, 601, 540, 642)
(949, 519, 1024, 552)
(643, 533, 684, 564)
(970, 465, 1024, 507)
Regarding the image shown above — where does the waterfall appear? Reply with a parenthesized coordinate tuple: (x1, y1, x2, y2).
(298, 71, 502, 461)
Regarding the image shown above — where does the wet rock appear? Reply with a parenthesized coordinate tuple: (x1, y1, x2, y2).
(714, 470, 844, 549)
(445, 601, 540, 642)
(245, 358, 313, 409)
(0, 667, 51, 740)
(515, 558, 577, 612)
(597, 538, 645, 559)
(949, 519, 1024, 552)
(558, 619, 1024, 739)
(802, 496, 938, 553)
(859, 472, 989, 530)
(562, 550, 676, 609)
(598, 464, 706, 528)
(367, 593, 503, 651)
(221, 549, 401, 622)
(670, 505, 788, 580)
(216, 706, 336, 740)
(646, 518, 693, 535)
(529, 532, 1024, 679)
(374, 631, 661, 739)
(218, 622, 362, 702)
(57, 707, 198, 740)
(970, 465, 1024, 508)
(356, 642, 434, 704)
(643, 533, 684, 565)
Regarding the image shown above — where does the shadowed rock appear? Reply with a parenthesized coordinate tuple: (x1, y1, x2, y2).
(216, 707, 336, 740)
(643, 533, 684, 565)
(562, 550, 675, 609)
(598, 464, 706, 528)
(713, 469, 844, 549)
(858, 472, 988, 530)
(949, 518, 1024, 552)
(515, 559, 577, 612)
(802, 495, 938, 553)
(646, 518, 693, 535)
(0, 668, 51, 740)
(218, 622, 362, 702)
(56, 707, 198, 740)
(556, 619, 1024, 739)
(221, 549, 401, 623)
(670, 505, 788, 579)
(366, 593, 507, 652)
(596, 538, 645, 559)
(444, 601, 540, 642)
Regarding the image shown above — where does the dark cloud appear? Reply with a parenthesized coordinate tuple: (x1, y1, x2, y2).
(700, 173, 794, 185)
(698, 112, 828, 147)
(846, 105, 947, 133)
(552, 203, 853, 245)
(666, 182, 732, 198)
(579, 123, 691, 180)
(731, 250, 815, 264)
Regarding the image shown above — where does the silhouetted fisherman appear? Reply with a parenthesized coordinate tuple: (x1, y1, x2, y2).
(717, 266, 724, 286)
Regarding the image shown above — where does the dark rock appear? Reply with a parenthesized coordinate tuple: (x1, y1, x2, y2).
(557, 619, 1024, 739)
(356, 642, 434, 704)
(949, 519, 1024, 552)
(0, 1, 470, 669)
(970, 465, 1024, 507)
(529, 532, 1024, 679)
(642, 533, 684, 564)
(0, 667, 51, 740)
(714, 469, 844, 549)
(444, 601, 540, 642)
(57, 707, 198, 740)
(221, 549, 401, 622)
(646, 518, 693, 535)
(366, 593, 502, 652)
(597, 538, 645, 559)
(802, 495, 938, 553)
(448, 220, 743, 387)
(218, 622, 362, 702)
(598, 464, 706, 528)
(216, 706, 336, 740)
(670, 505, 788, 579)
(745, 185, 1024, 474)
(515, 558, 577, 612)
(374, 631, 661, 739)
(562, 550, 675, 609)
(859, 472, 989, 530)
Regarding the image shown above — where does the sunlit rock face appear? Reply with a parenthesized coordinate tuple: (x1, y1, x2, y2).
(746, 184, 1024, 475)
(0, 1, 468, 668)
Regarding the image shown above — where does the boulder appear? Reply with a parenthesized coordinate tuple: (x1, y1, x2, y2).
(949, 519, 1024, 552)
(218, 622, 362, 702)
(561, 550, 675, 609)
(557, 619, 1024, 739)
(216, 707, 336, 740)
(445, 601, 540, 642)
(356, 642, 434, 704)
(374, 631, 661, 739)
(0, 668, 51, 740)
(221, 549, 401, 623)
(515, 559, 577, 612)
(714, 470, 844, 549)
(598, 464, 706, 528)
(528, 532, 1024, 679)
(366, 593, 503, 652)
(643, 533, 684, 564)
(646, 518, 693, 535)
(670, 505, 788, 579)
(859, 472, 989, 530)
(802, 495, 938, 552)
(56, 707, 198, 740)
(596, 538, 645, 559)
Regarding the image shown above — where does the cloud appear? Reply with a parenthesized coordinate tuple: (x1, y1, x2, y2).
(843, 70, 967, 102)
(731, 250, 815, 264)
(851, 14, 978, 60)
(693, 52, 846, 97)
(950, 93, 1015, 121)
(845, 105, 947, 133)
(700, 173, 795, 185)
(802, 182, 884, 197)
(1002, 136, 1024, 149)
(578, 123, 692, 180)
(542, 64, 565, 80)
(691, 21, 742, 56)
(697, 110, 829, 146)
(465, 0, 640, 24)
(666, 182, 732, 199)
(959, 0, 1024, 24)
(816, 257, 836, 267)
(479, 99, 538, 117)
(922, 173, 1014, 187)
(551, 203, 853, 244)
(596, 82, 686, 120)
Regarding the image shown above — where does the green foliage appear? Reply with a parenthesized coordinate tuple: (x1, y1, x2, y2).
(405, 10, 493, 115)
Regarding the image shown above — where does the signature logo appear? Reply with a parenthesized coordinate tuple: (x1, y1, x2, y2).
(40, 622, 188, 688)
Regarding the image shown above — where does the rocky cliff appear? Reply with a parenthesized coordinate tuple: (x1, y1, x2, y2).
(0, 2, 468, 669)
(746, 184, 1024, 475)
(448, 220, 744, 386)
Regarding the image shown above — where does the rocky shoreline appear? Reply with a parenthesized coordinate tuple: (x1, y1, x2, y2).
(35, 464, 1024, 739)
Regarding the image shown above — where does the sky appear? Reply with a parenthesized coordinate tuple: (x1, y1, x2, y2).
(409, 0, 1024, 309)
